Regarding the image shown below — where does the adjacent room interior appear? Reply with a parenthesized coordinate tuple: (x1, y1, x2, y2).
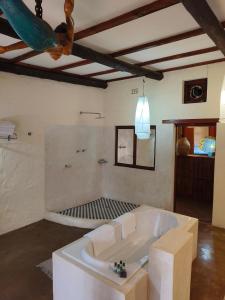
(174, 121, 217, 223)
(0, 1, 225, 300)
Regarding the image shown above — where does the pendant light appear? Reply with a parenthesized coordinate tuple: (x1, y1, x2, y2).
(135, 79, 151, 140)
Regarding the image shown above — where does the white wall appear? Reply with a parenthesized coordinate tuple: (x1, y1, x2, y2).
(0, 72, 105, 234)
(46, 125, 104, 211)
(102, 125, 175, 209)
(1, 61, 225, 234)
(213, 123, 225, 228)
(103, 62, 225, 223)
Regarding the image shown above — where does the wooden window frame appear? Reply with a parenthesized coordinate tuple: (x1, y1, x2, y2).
(115, 125, 156, 171)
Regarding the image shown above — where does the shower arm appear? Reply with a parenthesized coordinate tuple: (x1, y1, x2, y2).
(80, 111, 104, 119)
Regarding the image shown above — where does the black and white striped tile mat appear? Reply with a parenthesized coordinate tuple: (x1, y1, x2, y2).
(58, 197, 138, 220)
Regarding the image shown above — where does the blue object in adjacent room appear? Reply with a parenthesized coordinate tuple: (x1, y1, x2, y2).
(201, 137, 216, 157)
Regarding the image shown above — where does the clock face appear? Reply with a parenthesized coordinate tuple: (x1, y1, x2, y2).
(184, 78, 207, 104)
(190, 85, 204, 100)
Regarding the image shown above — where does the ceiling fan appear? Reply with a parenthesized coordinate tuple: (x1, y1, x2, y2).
(0, 0, 75, 60)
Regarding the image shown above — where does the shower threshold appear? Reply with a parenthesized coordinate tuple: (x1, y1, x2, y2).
(45, 197, 139, 229)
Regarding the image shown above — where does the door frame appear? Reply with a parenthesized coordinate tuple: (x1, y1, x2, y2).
(162, 118, 219, 213)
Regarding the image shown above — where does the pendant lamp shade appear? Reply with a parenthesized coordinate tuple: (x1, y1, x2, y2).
(135, 96, 150, 140)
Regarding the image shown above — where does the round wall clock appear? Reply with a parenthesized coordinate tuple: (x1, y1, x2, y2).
(184, 78, 207, 104)
(190, 85, 204, 100)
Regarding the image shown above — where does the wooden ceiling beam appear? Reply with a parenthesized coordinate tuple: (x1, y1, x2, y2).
(137, 46, 218, 66)
(111, 29, 204, 57)
(56, 21, 225, 71)
(107, 57, 225, 82)
(10, 50, 40, 63)
(161, 57, 225, 72)
(71, 43, 163, 80)
(0, 18, 163, 81)
(74, 0, 180, 40)
(0, 58, 108, 89)
(107, 74, 140, 82)
(181, 0, 225, 56)
(85, 46, 218, 77)
(54, 59, 92, 71)
(0, 0, 179, 63)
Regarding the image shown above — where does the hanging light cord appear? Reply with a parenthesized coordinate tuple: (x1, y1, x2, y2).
(35, 0, 43, 19)
(142, 78, 145, 97)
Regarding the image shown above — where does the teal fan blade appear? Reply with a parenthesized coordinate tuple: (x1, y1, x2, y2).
(0, 0, 57, 51)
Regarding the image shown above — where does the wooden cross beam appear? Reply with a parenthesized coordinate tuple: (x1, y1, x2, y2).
(0, 58, 108, 89)
(181, 0, 225, 56)
(0, 18, 163, 81)
(72, 44, 163, 80)
(74, 0, 180, 40)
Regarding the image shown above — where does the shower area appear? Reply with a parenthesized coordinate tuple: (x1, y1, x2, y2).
(45, 121, 138, 228)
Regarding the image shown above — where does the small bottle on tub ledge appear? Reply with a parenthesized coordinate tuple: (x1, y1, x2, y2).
(112, 261, 127, 278)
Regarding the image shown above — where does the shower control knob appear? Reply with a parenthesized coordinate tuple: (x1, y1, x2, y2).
(65, 164, 72, 168)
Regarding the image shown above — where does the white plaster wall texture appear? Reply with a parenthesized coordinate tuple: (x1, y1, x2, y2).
(46, 125, 104, 211)
(1, 61, 225, 234)
(212, 123, 225, 228)
(102, 125, 175, 210)
(0, 141, 44, 234)
(220, 76, 225, 122)
(0, 72, 105, 234)
(103, 63, 225, 224)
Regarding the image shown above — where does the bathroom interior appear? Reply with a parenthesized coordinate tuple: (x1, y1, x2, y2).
(0, 1, 225, 300)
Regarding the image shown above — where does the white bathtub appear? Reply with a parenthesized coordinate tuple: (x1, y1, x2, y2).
(54, 205, 198, 300)
(61, 206, 188, 285)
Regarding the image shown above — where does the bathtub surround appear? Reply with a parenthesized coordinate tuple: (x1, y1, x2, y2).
(53, 205, 198, 300)
(0, 220, 223, 300)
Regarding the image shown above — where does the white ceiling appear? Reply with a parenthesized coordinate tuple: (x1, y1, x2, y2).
(65, 63, 111, 75)
(150, 51, 224, 70)
(0, 33, 32, 59)
(0, 0, 225, 80)
(95, 71, 132, 81)
(22, 0, 156, 31)
(21, 0, 225, 32)
(22, 52, 83, 68)
(120, 35, 216, 64)
(78, 4, 199, 53)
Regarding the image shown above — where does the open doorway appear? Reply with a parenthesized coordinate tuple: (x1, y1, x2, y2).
(174, 123, 216, 223)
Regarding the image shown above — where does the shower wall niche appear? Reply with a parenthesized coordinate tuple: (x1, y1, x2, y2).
(45, 125, 104, 211)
